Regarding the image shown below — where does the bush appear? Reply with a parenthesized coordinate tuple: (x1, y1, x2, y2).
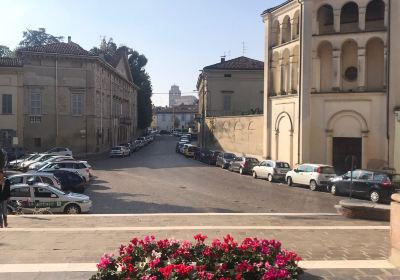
(90, 234, 302, 280)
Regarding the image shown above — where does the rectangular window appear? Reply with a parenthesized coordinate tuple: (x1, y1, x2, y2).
(223, 95, 232, 112)
(2, 94, 12, 114)
(71, 94, 84, 116)
(30, 90, 41, 115)
(224, 74, 232, 78)
(34, 138, 41, 148)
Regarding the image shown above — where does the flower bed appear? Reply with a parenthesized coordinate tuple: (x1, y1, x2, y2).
(90, 234, 302, 280)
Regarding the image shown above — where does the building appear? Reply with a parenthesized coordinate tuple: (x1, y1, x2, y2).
(262, 0, 400, 173)
(169, 85, 197, 107)
(153, 105, 197, 131)
(16, 40, 138, 155)
(197, 56, 264, 118)
(0, 58, 23, 148)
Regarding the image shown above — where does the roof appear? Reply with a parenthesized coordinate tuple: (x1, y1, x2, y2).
(17, 42, 96, 57)
(154, 105, 198, 114)
(203, 56, 264, 71)
(261, 0, 294, 15)
(0, 57, 23, 67)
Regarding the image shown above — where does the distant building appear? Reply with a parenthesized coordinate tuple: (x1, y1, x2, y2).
(153, 104, 197, 131)
(0, 58, 23, 148)
(169, 85, 197, 107)
(14, 40, 138, 155)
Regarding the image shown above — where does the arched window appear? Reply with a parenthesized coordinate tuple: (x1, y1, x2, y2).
(341, 40, 358, 91)
(341, 2, 359, 32)
(292, 11, 300, 39)
(317, 5, 334, 34)
(317, 42, 333, 92)
(282, 16, 291, 43)
(366, 38, 384, 91)
(271, 52, 280, 96)
(281, 49, 290, 95)
(366, 0, 385, 31)
(271, 20, 281, 47)
(291, 46, 300, 94)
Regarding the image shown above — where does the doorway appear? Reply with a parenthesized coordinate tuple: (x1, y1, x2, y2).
(333, 137, 362, 175)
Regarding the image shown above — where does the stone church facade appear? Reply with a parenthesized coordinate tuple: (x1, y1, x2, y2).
(262, 0, 400, 173)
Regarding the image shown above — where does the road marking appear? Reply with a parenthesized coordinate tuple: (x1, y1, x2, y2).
(9, 212, 341, 217)
(2, 225, 389, 232)
(0, 260, 395, 273)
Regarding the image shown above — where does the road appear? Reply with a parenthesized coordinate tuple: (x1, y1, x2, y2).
(86, 135, 341, 213)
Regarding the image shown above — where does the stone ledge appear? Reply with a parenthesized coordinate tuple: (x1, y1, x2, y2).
(335, 199, 390, 221)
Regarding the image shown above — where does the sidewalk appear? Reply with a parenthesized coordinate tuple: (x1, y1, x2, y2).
(0, 213, 398, 279)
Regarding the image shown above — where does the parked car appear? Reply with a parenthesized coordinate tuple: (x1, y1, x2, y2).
(8, 173, 62, 190)
(37, 160, 90, 182)
(134, 140, 144, 150)
(180, 143, 192, 154)
(229, 157, 260, 175)
(121, 143, 133, 155)
(137, 137, 149, 145)
(110, 146, 130, 158)
(8, 183, 91, 214)
(252, 160, 291, 182)
(40, 169, 86, 193)
(216, 152, 236, 169)
(184, 146, 199, 158)
(33, 155, 75, 171)
(80, 161, 93, 178)
(159, 130, 170, 135)
(286, 164, 336, 191)
(328, 170, 400, 203)
(45, 147, 73, 156)
(3, 147, 25, 161)
(7, 154, 36, 170)
(28, 154, 60, 170)
(20, 153, 54, 171)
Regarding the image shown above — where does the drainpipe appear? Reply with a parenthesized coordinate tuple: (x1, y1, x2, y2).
(297, 0, 303, 165)
(387, 0, 391, 167)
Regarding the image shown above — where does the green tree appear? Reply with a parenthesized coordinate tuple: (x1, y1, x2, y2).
(0, 45, 13, 58)
(19, 28, 63, 47)
(90, 37, 118, 61)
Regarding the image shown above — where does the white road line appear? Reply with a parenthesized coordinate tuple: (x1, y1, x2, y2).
(9, 212, 341, 217)
(2, 225, 389, 232)
(0, 260, 395, 273)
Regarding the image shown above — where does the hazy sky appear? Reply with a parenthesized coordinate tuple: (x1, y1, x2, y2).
(0, 0, 281, 106)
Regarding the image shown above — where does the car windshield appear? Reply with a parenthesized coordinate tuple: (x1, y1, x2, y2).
(247, 158, 259, 163)
(224, 153, 235, 159)
(373, 173, 389, 182)
(29, 154, 41, 161)
(276, 162, 290, 168)
(320, 167, 336, 174)
(47, 185, 66, 196)
(112, 147, 121, 151)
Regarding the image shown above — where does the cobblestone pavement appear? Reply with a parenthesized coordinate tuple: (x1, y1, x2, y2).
(0, 214, 396, 279)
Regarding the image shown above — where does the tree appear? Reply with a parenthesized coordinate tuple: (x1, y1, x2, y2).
(19, 28, 63, 47)
(0, 45, 13, 58)
(90, 37, 118, 61)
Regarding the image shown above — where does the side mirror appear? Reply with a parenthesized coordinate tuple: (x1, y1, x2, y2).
(293, 169, 298, 173)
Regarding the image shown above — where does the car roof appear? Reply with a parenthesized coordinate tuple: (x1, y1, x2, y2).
(11, 182, 49, 188)
(300, 163, 333, 167)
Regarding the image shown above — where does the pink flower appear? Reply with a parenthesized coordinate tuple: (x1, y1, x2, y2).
(194, 233, 208, 243)
(96, 253, 114, 270)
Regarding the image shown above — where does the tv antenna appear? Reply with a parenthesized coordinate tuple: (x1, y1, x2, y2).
(242, 41, 247, 56)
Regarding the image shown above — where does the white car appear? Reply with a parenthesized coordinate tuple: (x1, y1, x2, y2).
(8, 183, 92, 214)
(45, 147, 73, 156)
(37, 161, 90, 182)
(8, 173, 62, 189)
(285, 163, 337, 191)
(252, 160, 291, 182)
(31, 155, 74, 171)
(110, 146, 130, 157)
(20, 154, 54, 171)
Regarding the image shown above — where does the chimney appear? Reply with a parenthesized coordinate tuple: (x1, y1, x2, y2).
(221, 56, 226, 63)
(68, 36, 71, 43)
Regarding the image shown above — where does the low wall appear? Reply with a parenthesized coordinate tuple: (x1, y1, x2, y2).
(205, 115, 264, 158)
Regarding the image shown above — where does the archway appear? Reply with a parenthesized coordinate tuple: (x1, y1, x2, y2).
(317, 4, 334, 34)
(281, 49, 290, 95)
(292, 11, 300, 39)
(317, 41, 333, 92)
(366, 0, 385, 31)
(341, 40, 358, 91)
(366, 37, 384, 91)
(271, 20, 281, 47)
(282, 16, 291, 44)
(341, 2, 359, 32)
(275, 112, 293, 165)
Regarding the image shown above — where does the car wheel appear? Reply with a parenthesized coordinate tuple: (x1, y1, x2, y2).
(239, 168, 244, 175)
(370, 190, 380, 203)
(287, 177, 293, 186)
(267, 174, 273, 182)
(64, 204, 81, 214)
(221, 164, 225, 169)
(310, 180, 318, 191)
(253, 171, 258, 179)
(330, 185, 338, 196)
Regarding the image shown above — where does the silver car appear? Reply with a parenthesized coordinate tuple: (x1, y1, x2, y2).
(8, 183, 92, 214)
(252, 160, 291, 182)
(8, 173, 62, 189)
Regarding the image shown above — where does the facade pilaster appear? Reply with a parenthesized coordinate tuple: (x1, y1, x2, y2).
(288, 55, 295, 93)
(326, 130, 333, 165)
(395, 111, 400, 173)
(263, 14, 272, 159)
(358, 47, 366, 91)
(332, 49, 341, 91)
(384, 46, 388, 88)
(359, 7, 366, 31)
(361, 131, 369, 169)
(334, 9, 341, 33)
(312, 50, 319, 92)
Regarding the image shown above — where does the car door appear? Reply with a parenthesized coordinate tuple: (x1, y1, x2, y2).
(33, 186, 62, 212)
(255, 161, 265, 178)
(293, 165, 306, 185)
(9, 186, 34, 211)
(338, 170, 360, 195)
(8, 176, 24, 185)
(354, 171, 374, 197)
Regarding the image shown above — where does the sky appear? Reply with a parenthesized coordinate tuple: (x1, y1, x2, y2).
(0, 0, 282, 106)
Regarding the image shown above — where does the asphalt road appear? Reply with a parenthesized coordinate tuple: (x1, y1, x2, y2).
(85, 136, 341, 214)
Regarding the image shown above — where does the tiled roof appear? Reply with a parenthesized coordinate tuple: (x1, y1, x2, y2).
(204, 56, 264, 71)
(261, 0, 293, 15)
(17, 42, 96, 57)
(0, 57, 23, 67)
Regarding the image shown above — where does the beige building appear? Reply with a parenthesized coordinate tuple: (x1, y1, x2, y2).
(0, 58, 23, 148)
(153, 105, 197, 131)
(262, 0, 400, 174)
(16, 41, 138, 155)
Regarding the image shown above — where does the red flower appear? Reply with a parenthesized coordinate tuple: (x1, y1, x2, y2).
(194, 233, 208, 244)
